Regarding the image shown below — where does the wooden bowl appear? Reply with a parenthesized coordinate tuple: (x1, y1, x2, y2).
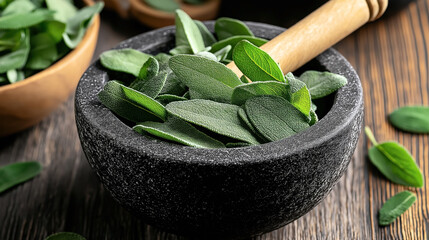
(129, 0, 221, 28)
(0, 0, 100, 137)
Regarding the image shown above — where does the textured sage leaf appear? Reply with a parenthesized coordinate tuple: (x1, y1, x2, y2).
(0, 29, 30, 74)
(100, 48, 151, 77)
(379, 191, 416, 226)
(134, 117, 225, 148)
(169, 55, 242, 103)
(45, 232, 86, 240)
(166, 99, 260, 144)
(26, 33, 58, 70)
(145, 0, 179, 12)
(365, 127, 424, 188)
(2, 0, 35, 16)
(194, 20, 217, 47)
(155, 53, 188, 96)
(175, 9, 205, 53)
(245, 95, 310, 142)
(389, 106, 429, 133)
(231, 81, 289, 106)
(46, 0, 77, 22)
(129, 57, 160, 88)
(156, 94, 187, 105)
(285, 73, 311, 116)
(63, 2, 103, 48)
(169, 45, 193, 55)
(215, 17, 254, 40)
(210, 36, 267, 59)
(130, 58, 167, 98)
(213, 45, 231, 62)
(195, 51, 218, 61)
(233, 40, 285, 82)
(237, 107, 267, 142)
(299, 70, 348, 99)
(98, 81, 166, 122)
(0, 9, 54, 29)
(6, 69, 25, 83)
(0, 161, 42, 193)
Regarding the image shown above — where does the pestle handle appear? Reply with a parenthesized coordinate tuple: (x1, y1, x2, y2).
(226, 0, 388, 76)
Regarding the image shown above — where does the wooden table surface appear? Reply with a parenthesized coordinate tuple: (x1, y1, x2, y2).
(1, 0, 428, 239)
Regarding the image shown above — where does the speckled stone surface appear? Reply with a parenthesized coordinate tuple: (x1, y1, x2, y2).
(75, 22, 363, 239)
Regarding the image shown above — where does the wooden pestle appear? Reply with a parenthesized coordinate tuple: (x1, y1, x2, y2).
(226, 0, 388, 76)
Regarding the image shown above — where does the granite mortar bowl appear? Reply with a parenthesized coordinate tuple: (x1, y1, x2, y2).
(75, 22, 363, 239)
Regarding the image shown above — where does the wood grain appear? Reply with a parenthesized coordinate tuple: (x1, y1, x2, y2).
(1, 1, 428, 239)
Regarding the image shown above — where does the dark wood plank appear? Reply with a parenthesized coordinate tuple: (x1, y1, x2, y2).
(1, 0, 428, 239)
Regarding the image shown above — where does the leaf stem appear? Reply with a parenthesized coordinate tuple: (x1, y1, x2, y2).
(365, 126, 378, 146)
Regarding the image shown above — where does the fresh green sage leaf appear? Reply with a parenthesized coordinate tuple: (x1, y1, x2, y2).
(213, 45, 231, 62)
(130, 58, 166, 98)
(244, 95, 310, 142)
(299, 70, 348, 99)
(100, 48, 152, 77)
(169, 45, 193, 55)
(0, 29, 30, 74)
(0, 9, 54, 29)
(2, 0, 35, 16)
(26, 33, 58, 70)
(309, 109, 318, 126)
(0, 161, 42, 193)
(134, 57, 159, 82)
(194, 20, 217, 47)
(215, 17, 254, 40)
(210, 35, 267, 59)
(134, 117, 225, 148)
(285, 73, 311, 116)
(46, 0, 78, 23)
(240, 75, 250, 83)
(41, 20, 66, 43)
(6, 69, 24, 83)
(45, 232, 86, 240)
(144, 0, 179, 13)
(237, 107, 267, 142)
(195, 51, 218, 61)
(365, 127, 424, 188)
(156, 94, 187, 105)
(169, 54, 242, 103)
(379, 191, 416, 226)
(389, 106, 429, 133)
(233, 40, 285, 82)
(231, 81, 289, 106)
(175, 9, 205, 53)
(98, 80, 166, 122)
(166, 99, 260, 144)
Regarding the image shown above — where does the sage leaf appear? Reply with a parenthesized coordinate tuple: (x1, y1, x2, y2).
(194, 20, 217, 47)
(129, 57, 160, 89)
(134, 117, 225, 148)
(26, 33, 58, 70)
(238, 107, 268, 142)
(215, 17, 254, 40)
(379, 191, 416, 226)
(175, 9, 205, 53)
(0, 9, 54, 30)
(0, 29, 30, 74)
(231, 81, 289, 106)
(244, 95, 310, 142)
(169, 55, 242, 103)
(365, 127, 424, 188)
(0, 161, 42, 193)
(6, 69, 25, 83)
(213, 45, 231, 62)
(45, 232, 86, 240)
(155, 53, 188, 96)
(98, 81, 166, 122)
(210, 36, 268, 59)
(100, 48, 152, 77)
(240, 75, 250, 83)
(389, 106, 429, 133)
(2, 0, 35, 16)
(195, 51, 218, 61)
(166, 99, 260, 144)
(299, 70, 348, 99)
(46, 0, 78, 23)
(169, 45, 193, 55)
(42, 20, 66, 43)
(156, 94, 187, 105)
(233, 40, 285, 82)
(145, 0, 179, 13)
(309, 110, 318, 126)
(286, 73, 311, 116)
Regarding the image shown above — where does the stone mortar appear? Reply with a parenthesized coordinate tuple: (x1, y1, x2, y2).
(75, 22, 363, 239)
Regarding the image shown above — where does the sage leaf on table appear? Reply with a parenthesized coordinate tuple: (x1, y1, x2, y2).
(134, 117, 225, 148)
(215, 17, 254, 40)
(379, 191, 416, 226)
(0, 29, 30, 74)
(46, 0, 78, 23)
(169, 55, 242, 103)
(145, 0, 179, 13)
(100, 48, 151, 77)
(194, 20, 217, 47)
(98, 80, 167, 122)
(231, 81, 289, 106)
(0, 161, 42, 193)
(210, 36, 268, 59)
(0, 9, 54, 29)
(25, 33, 58, 70)
(285, 73, 311, 117)
(365, 127, 424, 188)
(45, 232, 86, 240)
(299, 70, 348, 99)
(175, 9, 205, 53)
(389, 106, 429, 133)
(244, 95, 310, 142)
(166, 99, 261, 144)
(233, 40, 285, 82)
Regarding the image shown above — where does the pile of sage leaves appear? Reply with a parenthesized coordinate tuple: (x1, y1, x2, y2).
(0, 0, 103, 86)
(144, 0, 206, 13)
(98, 9, 348, 148)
